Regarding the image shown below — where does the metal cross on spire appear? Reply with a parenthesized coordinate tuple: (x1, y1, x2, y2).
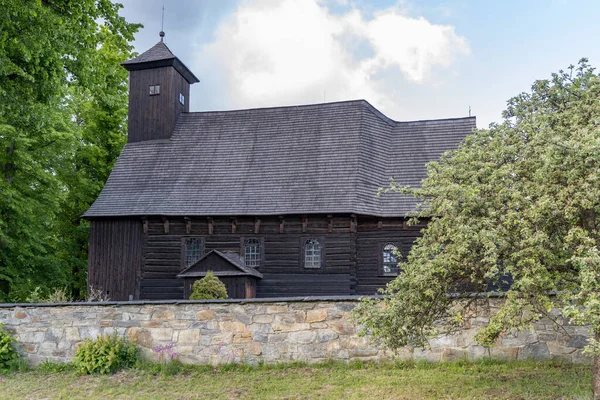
(159, 6, 165, 42)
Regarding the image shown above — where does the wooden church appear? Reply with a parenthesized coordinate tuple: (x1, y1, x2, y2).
(84, 36, 476, 301)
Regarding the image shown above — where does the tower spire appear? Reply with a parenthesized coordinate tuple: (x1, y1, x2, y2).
(159, 6, 165, 42)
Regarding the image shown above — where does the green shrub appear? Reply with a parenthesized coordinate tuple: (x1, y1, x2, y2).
(37, 360, 75, 374)
(189, 271, 228, 300)
(73, 332, 139, 374)
(0, 324, 21, 373)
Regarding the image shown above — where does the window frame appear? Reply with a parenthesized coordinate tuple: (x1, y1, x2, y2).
(240, 237, 264, 269)
(379, 242, 401, 277)
(149, 84, 161, 96)
(181, 237, 204, 269)
(300, 237, 325, 270)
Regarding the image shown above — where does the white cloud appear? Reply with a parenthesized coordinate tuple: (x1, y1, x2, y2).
(200, 0, 470, 112)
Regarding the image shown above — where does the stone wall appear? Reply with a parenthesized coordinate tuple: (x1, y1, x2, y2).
(0, 298, 591, 365)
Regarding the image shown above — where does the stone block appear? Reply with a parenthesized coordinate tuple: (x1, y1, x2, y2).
(220, 321, 246, 332)
(266, 305, 288, 314)
(440, 347, 467, 362)
(348, 348, 379, 358)
(501, 329, 537, 347)
(233, 312, 253, 325)
(211, 332, 234, 345)
(79, 327, 101, 340)
(152, 311, 175, 320)
(253, 314, 274, 324)
(289, 331, 317, 344)
(334, 303, 356, 312)
(307, 309, 328, 323)
(141, 320, 163, 328)
(177, 329, 200, 345)
(196, 310, 217, 321)
(567, 335, 588, 349)
(65, 328, 80, 342)
(18, 331, 45, 343)
(489, 346, 518, 360)
(233, 332, 253, 344)
(150, 328, 174, 342)
(126, 327, 153, 348)
(14, 311, 28, 319)
(315, 329, 338, 343)
(294, 312, 307, 323)
(248, 324, 274, 335)
(21, 343, 38, 354)
(429, 334, 455, 349)
(518, 342, 550, 361)
(329, 322, 355, 335)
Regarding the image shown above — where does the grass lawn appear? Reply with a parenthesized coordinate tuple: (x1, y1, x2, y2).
(0, 360, 592, 399)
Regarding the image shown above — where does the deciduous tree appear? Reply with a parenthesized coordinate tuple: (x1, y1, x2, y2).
(0, 0, 140, 300)
(353, 59, 600, 397)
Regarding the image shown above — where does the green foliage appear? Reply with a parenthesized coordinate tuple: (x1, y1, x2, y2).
(0, 0, 141, 301)
(354, 59, 600, 352)
(73, 332, 139, 375)
(0, 324, 21, 373)
(37, 360, 75, 374)
(189, 271, 228, 300)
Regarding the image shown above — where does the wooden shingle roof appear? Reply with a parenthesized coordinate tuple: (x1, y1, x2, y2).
(121, 41, 199, 84)
(84, 100, 475, 218)
(176, 250, 263, 279)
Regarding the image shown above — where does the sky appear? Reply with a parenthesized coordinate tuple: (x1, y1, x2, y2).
(116, 0, 600, 128)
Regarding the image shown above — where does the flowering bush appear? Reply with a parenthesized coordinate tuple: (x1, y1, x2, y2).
(153, 343, 177, 362)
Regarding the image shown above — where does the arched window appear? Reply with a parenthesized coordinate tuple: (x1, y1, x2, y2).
(304, 238, 322, 269)
(382, 243, 399, 276)
(243, 238, 261, 268)
(184, 237, 202, 267)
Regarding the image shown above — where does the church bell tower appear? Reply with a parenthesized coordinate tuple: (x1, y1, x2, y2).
(121, 33, 199, 143)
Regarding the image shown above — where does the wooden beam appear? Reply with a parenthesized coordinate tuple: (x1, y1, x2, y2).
(327, 214, 333, 233)
(231, 217, 237, 234)
(350, 214, 356, 233)
(254, 217, 261, 234)
(279, 216, 285, 234)
(207, 217, 213, 235)
(161, 217, 169, 234)
(403, 220, 408, 230)
(184, 217, 191, 234)
(302, 216, 308, 233)
(141, 217, 148, 234)
(377, 219, 383, 230)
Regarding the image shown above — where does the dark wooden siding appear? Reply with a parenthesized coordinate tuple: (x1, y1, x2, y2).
(127, 66, 189, 143)
(355, 216, 426, 295)
(88, 219, 143, 301)
(89, 214, 427, 300)
(140, 215, 358, 300)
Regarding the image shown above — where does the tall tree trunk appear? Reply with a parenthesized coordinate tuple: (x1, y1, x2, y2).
(594, 332, 600, 399)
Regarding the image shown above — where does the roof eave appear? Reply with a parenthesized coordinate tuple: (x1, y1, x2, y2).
(121, 58, 200, 84)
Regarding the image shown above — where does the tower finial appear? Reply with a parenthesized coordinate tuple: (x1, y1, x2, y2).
(159, 6, 165, 42)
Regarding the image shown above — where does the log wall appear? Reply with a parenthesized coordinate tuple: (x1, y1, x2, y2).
(88, 214, 425, 300)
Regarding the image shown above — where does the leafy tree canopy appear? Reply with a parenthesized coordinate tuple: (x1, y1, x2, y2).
(0, 0, 140, 300)
(354, 59, 600, 358)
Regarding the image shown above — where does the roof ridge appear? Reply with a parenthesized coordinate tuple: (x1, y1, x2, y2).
(398, 115, 477, 124)
(181, 99, 372, 116)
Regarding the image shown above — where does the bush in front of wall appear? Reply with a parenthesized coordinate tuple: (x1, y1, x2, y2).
(73, 332, 139, 374)
(0, 324, 22, 373)
(189, 271, 228, 300)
